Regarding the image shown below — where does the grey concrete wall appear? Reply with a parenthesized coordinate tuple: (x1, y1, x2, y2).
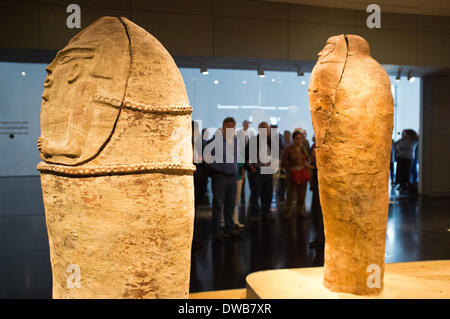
(1, 0, 450, 68)
(421, 74, 450, 196)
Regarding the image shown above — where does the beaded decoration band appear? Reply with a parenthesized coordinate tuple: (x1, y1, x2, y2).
(37, 162, 196, 176)
(94, 95, 193, 114)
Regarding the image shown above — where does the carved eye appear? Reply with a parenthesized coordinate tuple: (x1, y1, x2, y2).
(323, 44, 335, 52)
(60, 56, 71, 64)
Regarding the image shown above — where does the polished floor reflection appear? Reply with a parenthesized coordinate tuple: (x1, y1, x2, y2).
(0, 176, 449, 298)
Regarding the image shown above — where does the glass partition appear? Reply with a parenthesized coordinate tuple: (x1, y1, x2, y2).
(0, 62, 421, 176)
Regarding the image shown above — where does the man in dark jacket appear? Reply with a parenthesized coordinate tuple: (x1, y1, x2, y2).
(205, 117, 240, 241)
(245, 121, 276, 221)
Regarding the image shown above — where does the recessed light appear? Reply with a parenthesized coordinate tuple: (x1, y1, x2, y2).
(301, 80, 306, 85)
(257, 67, 265, 78)
(21, 72, 26, 76)
(200, 65, 208, 75)
(213, 80, 219, 85)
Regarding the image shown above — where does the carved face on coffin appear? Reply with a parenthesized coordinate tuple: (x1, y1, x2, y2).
(308, 34, 355, 147)
(38, 17, 130, 165)
(317, 35, 347, 63)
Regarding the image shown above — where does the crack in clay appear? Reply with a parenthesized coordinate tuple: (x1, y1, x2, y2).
(319, 35, 349, 148)
(90, 16, 133, 161)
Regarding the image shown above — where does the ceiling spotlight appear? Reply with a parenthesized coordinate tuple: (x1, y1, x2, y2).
(200, 65, 208, 75)
(271, 78, 276, 82)
(257, 67, 265, 78)
(301, 80, 306, 86)
(297, 66, 304, 77)
(407, 72, 415, 83)
(213, 80, 219, 85)
(21, 71, 26, 76)
(396, 70, 401, 82)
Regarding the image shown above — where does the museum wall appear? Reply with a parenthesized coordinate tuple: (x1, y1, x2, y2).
(0, 62, 44, 176)
(1, 0, 450, 68)
(421, 74, 450, 196)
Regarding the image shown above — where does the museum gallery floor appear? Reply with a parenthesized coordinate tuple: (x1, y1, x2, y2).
(0, 176, 449, 298)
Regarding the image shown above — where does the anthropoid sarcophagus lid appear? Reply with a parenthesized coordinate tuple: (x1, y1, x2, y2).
(37, 16, 195, 299)
(309, 34, 394, 295)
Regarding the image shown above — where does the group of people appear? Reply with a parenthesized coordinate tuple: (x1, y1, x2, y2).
(192, 120, 420, 247)
(193, 118, 324, 248)
(391, 129, 420, 195)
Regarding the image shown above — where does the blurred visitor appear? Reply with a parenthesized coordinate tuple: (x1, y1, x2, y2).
(236, 120, 255, 145)
(282, 130, 312, 218)
(283, 130, 292, 146)
(245, 121, 274, 222)
(207, 117, 240, 241)
(233, 163, 246, 228)
(236, 120, 254, 205)
(193, 121, 203, 210)
(195, 128, 211, 207)
(277, 130, 292, 202)
(270, 124, 285, 199)
(395, 129, 417, 194)
(309, 135, 324, 248)
(390, 139, 396, 185)
(409, 130, 419, 184)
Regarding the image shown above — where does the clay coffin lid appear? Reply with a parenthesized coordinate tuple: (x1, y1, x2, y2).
(38, 16, 190, 166)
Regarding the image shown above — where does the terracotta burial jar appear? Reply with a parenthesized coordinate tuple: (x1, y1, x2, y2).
(308, 34, 393, 295)
(37, 17, 195, 298)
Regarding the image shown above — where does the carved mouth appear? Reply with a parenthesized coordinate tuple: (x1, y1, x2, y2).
(41, 88, 49, 102)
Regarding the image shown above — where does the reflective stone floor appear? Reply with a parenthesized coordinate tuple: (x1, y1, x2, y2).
(0, 176, 449, 298)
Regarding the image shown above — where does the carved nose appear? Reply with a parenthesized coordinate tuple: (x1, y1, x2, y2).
(42, 76, 52, 101)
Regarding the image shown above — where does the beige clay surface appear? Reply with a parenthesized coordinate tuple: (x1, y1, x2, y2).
(308, 34, 394, 295)
(246, 260, 450, 299)
(38, 17, 194, 298)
